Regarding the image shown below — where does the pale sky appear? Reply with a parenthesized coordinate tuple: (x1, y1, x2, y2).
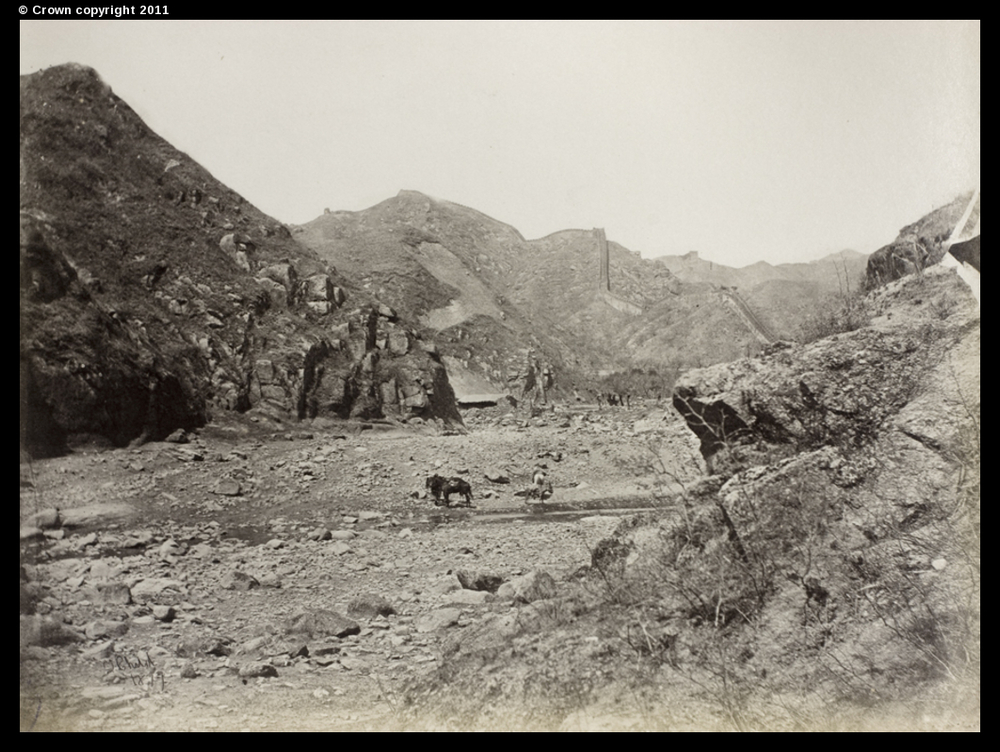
(20, 20, 980, 267)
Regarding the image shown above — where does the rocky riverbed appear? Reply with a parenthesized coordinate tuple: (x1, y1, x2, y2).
(21, 402, 705, 732)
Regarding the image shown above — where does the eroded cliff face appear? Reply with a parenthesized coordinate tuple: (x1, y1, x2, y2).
(20, 64, 462, 456)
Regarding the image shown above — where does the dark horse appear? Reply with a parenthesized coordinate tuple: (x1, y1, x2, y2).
(425, 475, 474, 507)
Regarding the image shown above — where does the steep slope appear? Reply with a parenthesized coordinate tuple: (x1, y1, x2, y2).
(20, 64, 462, 456)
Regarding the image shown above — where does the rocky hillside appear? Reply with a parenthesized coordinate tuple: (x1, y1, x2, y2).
(656, 249, 870, 342)
(661, 263, 979, 719)
(396, 227, 979, 731)
(297, 192, 854, 393)
(20, 64, 463, 457)
(865, 191, 979, 288)
(294, 192, 592, 396)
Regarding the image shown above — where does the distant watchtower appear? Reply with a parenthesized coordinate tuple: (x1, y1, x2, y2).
(595, 228, 610, 292)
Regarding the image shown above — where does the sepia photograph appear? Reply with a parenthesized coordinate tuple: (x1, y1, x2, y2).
(20, 19, 979, 731)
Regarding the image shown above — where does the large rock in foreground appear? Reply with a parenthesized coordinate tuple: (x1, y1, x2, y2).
(673, 268, 979, 473)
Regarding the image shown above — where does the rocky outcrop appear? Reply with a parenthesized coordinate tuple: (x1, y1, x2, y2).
(865, 238, 931, 289)
(673, 269, 978, 472)
(607, 265, 983, 705)
(19, 65, 464, 455)
(865, 190, 976, 289)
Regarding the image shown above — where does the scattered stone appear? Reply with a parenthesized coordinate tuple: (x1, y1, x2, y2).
(283, 610, 361, 639)
(205, 640, 233, 657)
(484, 469, 511, 484)
(152, 605, 176, 622)
(239, 662, 278, 679)
(310, 642, 341, 657)
(156, 539, 181, 558)
(20, 615, 85, 647)
(932, 558, 948, 570)
(189, 543, 214, 559)
(81, 641, 115, 660)
(273, 640, 309, 659)
(130, 577, 184, 602)
(25, 507, 62, 529)
(180, 661, 199, 679)
(20, 584, 38, 615)
(307, 528, 332, 541)
(259, 573, 282, 588)
(85, 619, 129, 640)
(60, 503, 134, 528)
(329, 530, 356, 540)
(329, 542, 351, 556)
(214, 479, 242, 496)
(456, 569, 505, 593)
(20, 645, 52, 661)
(122, 530, 154, 548)
(496, 570, 558, 604)
(20, 526, 44, 541)
(415, 608, 462, 633)
(339, 656, 369, 672)
(220, 571, 259, 591)
(95, 582, 132, 605)
(446, 590, 491, 606)
(346, 594, 397, 619)
(77, 532, 98, 547)
(265, 538, 285, 549)
(164, 429, 189, 443)
(427, 577, 461, 596)
(43, 528, 66, 540)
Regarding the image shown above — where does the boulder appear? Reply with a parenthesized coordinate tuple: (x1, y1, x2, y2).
(446, 589, 491, 606)
(84, 619, 130, 640)
(387, 331, 410, 356)
(239, 661, 278, 679)
(20, 615, 85, 648)
(25, 507, 61, 529)
(282, 609, 360, 639)
(415, 607, 462, 633)
(152, 605, 176, 622)
(95, 582, 132, 605)
(346, 594, 397, 619)
(214, 479, 242, 496)
(130, 577, 183, 602)
(259, 263, 298, 297)
(496, 570, 557, 604)
(484, 469, 511, 484)
(220, 571, 259, 591)
(302, 274, 334, 302)
(456, 569, 505, 593)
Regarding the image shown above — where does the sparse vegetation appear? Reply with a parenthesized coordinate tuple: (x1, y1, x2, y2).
(799, 262, 872, 343)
